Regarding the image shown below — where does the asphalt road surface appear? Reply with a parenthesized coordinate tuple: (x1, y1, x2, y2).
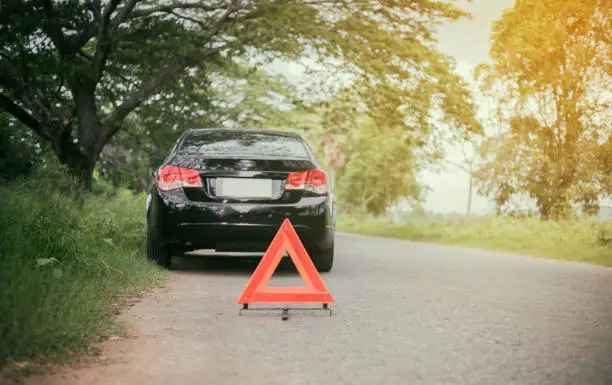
(25, 233, 612, 385)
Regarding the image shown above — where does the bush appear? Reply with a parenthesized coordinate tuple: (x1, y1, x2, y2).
(596, 224, 612, 248)
(337, 215, 612, 266)
(0, 170, 164, 368)
(0, 119, 39, 181)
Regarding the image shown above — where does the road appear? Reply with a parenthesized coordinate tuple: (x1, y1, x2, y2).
(25, 233, 612, 385)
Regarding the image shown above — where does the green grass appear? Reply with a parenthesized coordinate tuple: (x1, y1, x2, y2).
(0, 173, 166, 372)
(337, 215, 612, 266)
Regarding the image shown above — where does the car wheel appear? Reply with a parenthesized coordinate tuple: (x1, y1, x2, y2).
(146, 234, 172, 269)
(311, 244, 334, 273)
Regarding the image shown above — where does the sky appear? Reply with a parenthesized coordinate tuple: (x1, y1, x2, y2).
(421, 0, 516, 215)
(267, 0, 521, 215)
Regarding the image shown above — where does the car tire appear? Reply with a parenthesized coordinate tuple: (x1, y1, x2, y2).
(146, 234, 172, 269)
(311, 244, 334, 273)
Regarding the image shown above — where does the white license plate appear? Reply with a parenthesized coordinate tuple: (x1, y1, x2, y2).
(216, 178, 274, 199)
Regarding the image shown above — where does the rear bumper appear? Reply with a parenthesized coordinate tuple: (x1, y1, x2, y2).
(148, 189, 335, 253)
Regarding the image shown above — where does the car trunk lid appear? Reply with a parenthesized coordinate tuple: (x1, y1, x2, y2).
(167, 155, 316, 203)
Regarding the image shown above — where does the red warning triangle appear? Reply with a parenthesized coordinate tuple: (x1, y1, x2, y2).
(236, 218, 334, 305)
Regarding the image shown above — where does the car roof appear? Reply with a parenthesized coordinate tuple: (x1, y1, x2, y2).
(182, 127, 303, 139)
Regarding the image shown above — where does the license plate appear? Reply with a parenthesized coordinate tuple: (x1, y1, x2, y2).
(216, 178, 274, 199)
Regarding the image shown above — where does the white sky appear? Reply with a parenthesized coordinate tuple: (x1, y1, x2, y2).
(421, 0, 516, 215)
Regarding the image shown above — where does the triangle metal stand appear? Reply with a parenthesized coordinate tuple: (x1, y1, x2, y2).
(239, 303, 333, 321)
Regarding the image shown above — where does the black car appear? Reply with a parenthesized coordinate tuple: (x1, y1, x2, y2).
(146, 128, 336, 272)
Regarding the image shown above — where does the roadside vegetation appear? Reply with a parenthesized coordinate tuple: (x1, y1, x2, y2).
(0, 163, 165, 373)
(338, 215, 612, 266)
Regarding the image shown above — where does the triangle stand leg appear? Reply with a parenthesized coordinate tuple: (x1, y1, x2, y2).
(238, 303, 333, 318)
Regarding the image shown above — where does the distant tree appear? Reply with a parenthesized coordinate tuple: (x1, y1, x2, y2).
(331, 116, 425, 216)
(444, 135, 483, 217)
(475, 0, 611, 220)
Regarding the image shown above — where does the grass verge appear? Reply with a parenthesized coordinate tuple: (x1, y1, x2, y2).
(0, 172, 166, 377)
(337, 215, 612, 266)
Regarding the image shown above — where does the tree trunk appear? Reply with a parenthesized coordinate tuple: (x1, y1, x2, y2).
(466, 171, 473, 218)
(59, 82, 106, 191)
(49, 127, 97, 191)
(67, 156, 96, 190)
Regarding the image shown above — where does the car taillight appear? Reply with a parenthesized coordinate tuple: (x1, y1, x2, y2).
(285, 169, 328, 195)
(157, 165, 203, 192)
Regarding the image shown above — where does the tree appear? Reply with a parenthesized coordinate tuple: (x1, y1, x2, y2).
(475, 0, 611, 220)
(1, 0, 310, 188)
(1, 0, 478, 190)
(444, 135, 482, 217)
(335, 115, 424, 216)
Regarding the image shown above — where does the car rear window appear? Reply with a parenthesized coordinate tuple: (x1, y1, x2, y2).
(177, 130, 311, 159)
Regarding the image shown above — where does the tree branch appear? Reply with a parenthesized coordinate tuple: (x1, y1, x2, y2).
(0, 64, 60, 134)
(0, 51, 15, 65)
(169, 10, 207, 28)
(41, 0, 68, 54)
(114, 0, 141, 26)
(39, 2, 97, 55)
(444, 158, 469, 173)
(92, 0, 122, 81)
(0, 94, 48, 139)
(65, 26, 99, 53)
(127, 2, 227, 19)
(63, 0, 102, 53)
(78, 49, 138, 89)
(460, 141, 476, 167)
(105, 47, 222, 131)
(88, 0, 102, 21)
(103, 0, 238, 140)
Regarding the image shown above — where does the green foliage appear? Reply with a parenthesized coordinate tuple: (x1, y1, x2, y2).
(302, 5, 484, 161)
(0, 115, 41, 181)
(474, 0, 611, 220)
(338, 215, 612, 266)
(334, 117, 423, 216)
(1, 0, 480, 190)
(596, 226, 612, 248)
(0, 168, 164, 368)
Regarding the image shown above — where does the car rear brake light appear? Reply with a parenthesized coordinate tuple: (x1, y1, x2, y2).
(157, 165, 203, 192)
(285, 169, 328, 195)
